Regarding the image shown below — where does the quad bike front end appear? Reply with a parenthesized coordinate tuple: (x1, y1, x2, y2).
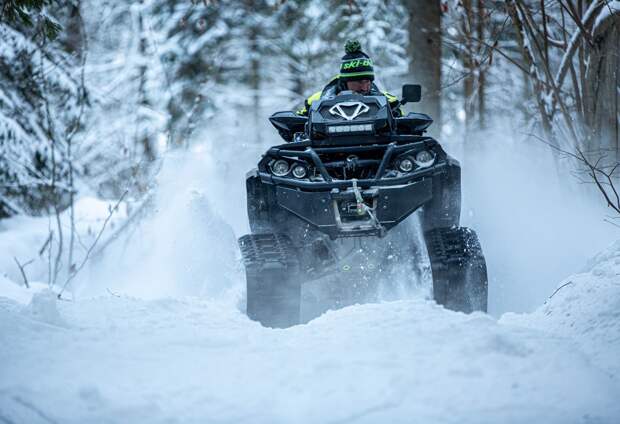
(239, 87, 488, 328)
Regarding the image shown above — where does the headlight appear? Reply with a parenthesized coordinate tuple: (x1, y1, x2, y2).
(327, 124, 373, 134)
(271, 159, 290, 176)
(414, 150, 435, 168)
(398, 157, 414, 172)
(291, 164, 307, 179)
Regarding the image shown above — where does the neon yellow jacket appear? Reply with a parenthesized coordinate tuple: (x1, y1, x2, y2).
(296, 76, 402, 117)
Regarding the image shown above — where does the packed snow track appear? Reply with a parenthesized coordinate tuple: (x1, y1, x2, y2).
(1, 274, 619, 423)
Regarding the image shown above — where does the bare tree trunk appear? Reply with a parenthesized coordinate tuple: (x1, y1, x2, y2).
(584, 11, 620, 161)
(578, 0, 588, 125)
(405, 0, 442, 137)
(67, 0, 88, 278)
(462, 0, 475, 137)
(476, 0, 486, 129)
(64, 3, 84, 58)
(249, 22, 261, 143)
(137, 0, 156, 161)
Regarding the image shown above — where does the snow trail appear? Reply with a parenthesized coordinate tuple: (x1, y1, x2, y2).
(1, 280, 619, 423)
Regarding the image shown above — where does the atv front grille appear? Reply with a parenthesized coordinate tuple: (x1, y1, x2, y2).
(263, 136, 438, 189)
(319, 151, 382, 180)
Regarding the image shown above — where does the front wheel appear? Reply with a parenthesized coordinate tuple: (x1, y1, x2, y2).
(424, 227, 488, 313)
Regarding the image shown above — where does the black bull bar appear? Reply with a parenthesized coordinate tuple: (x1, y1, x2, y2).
(258, 141, 446, 238)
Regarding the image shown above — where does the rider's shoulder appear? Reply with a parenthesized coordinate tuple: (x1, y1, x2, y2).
(296, 88, 325, 116)
(306, 90, 322, 104)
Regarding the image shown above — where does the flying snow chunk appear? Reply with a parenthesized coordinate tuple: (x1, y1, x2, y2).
(23, 289, 67, 327)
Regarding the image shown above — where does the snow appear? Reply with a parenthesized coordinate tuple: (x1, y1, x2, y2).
(0, 196, 127, 287)
(3, 1, 620, 419)
(78, 151, 241, 301)
(1, 148, 620, 422)
(1, 274, 619, 423)
(451, 129, 617, 315)
(502, 239, 620, 379)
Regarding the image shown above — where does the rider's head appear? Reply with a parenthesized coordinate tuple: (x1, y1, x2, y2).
(339, 39, 374, 95)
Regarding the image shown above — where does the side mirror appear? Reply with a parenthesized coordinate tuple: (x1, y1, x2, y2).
(401, 84, 422, 105)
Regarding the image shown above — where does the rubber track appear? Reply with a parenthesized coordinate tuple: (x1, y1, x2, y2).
(425, 227, 487, 312)
(238, 233, 299, 273)
(425, 227, 483, 265)
(239, 233, 301, 327)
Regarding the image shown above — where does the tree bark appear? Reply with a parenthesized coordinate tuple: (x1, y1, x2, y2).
(462, 0, 475, 136)
(249, 23, 261, 144)
(137, 0, 156, 161)
(405, 0, 442, 137)
(476, 0, 486, 129)
(64, 3, 84, 58)
(584, 11, 620, 161)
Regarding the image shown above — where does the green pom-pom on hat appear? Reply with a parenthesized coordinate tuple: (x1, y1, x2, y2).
(344, 39, 362, 55)
(340, 39, 374, 81)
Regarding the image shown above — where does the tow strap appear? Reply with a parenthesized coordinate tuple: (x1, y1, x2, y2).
(351, 179, 382, 231)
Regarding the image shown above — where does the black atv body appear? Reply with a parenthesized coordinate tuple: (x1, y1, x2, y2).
(239, 85, 488, 328)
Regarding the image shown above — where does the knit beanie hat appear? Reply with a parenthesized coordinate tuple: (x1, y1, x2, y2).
(339, 40, 375, 82)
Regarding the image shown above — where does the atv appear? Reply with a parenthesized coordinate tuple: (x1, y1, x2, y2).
(239, 84, 488, 328)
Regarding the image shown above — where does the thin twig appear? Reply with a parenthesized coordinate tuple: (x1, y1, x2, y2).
(12, 396, 59, 424)
(548, 281, 573, 300)
(92, 191, 153, 257)
(525, 131, 620, 217)
(559, 0, 596, 47)
(577, 149, 620, 215)
(52, 204, 64, 285)
(604, 218, 620, 228)
(38, 232, 53, 257)
(57, 191, 129, 299)
(106, 288, 122, 298)
(13, 257, 33, 289)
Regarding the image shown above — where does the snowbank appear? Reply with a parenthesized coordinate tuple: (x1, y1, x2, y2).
(502, 239, 620, 379)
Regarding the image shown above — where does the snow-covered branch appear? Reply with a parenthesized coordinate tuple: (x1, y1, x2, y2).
(554, 1, 607, 92)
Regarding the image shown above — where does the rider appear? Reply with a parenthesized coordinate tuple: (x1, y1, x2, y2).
(296, 40, 403, 117)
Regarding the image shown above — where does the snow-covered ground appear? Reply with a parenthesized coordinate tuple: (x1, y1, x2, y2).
(1, 251, 619, 423)
(1, 137, 619, 423)
(0, 197, 128, 292)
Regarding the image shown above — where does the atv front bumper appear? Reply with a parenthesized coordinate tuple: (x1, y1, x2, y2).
(260, 171, 437, 238)
(277, 179, 432, 237)
(253, 138, 459, 238)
